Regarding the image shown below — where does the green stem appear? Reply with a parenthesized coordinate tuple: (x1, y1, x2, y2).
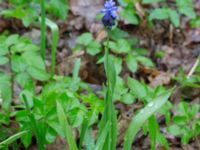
(41, 0, 46, 60)
(45, 18, 59, 77)
(101, 30, 117, 150)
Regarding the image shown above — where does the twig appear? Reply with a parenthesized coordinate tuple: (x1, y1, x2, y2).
(187, 56, 200, 79)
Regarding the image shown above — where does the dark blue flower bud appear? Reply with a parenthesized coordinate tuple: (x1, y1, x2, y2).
(101, 0, 118, 29)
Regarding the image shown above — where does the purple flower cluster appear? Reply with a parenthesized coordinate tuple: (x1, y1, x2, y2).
(101, 0, 118, 29)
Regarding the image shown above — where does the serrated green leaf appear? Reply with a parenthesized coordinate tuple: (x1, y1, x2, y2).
(149, 8, 169, 20)
(173, 116, 188, 125)
(27, 66, 50, 81)
(167, 124, 182, 136)
(126, 54, 138, 72)
(168, 10, 180, 27)
(120, 8, 139, 25)
(86, 41, 101, 55)
(128, 77, 147, 99)
(136, 56, 155, 67)
(176, 0, 196, 19)
(77, 33, 93, 46)
(47, 0, 69, 20)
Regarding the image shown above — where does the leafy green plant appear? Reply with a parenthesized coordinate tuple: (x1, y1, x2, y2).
(0, 34, 49, 110)
(74, 32, 102, 56)
(167, 102, 200, 144)
(124, 87, 172, 150)
(0, 0, 69, 27)
(119, 3, 139, 25)
(149, 8, 180, 27)
(126, 77, 173, 149)
(119, 0, 197, 28)
(75, 29, 154, 75)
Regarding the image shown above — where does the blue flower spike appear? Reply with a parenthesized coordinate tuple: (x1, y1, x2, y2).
(101, 0, 118, 29)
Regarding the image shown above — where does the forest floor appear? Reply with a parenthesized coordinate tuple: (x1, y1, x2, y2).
(0, 0, 200, 150)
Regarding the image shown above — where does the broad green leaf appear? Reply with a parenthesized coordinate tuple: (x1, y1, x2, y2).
(108, 28, 129, 41)
(1, 6, 37, 27)
(11, 55, 27, 73)
(27, 66, 50, 81)
(67, 108, 84, 127)
(173, 116, 188, 125)
(0, 44, 9, 55)
(5, 34, 19, 47)
(167, 124, 182, 136)
(120, 8, 139, 25)
(56, 101, 78, 150)
(0, 73, 11, 110)
(121, 93, 135, 104)
(123, 90, 172, 150)
(136, 56, 155, 67)
(168, 10, 180, 27)
(176, 0, 196, 19)
(177, 102, 189, 116)
(149, 8, 169, 20)
(189, 104, 199, 118)
(113, 76, 128, 100)
(112, 56, 122, 75)
(47, 0, 69, 20)
(77, 33, 93, 46)
(15, 72, 33, 89)
(126, 54, 138, 72)
(86, 41, 101, 55)
(116, 39, 131, 53)
(0, 56, 9, 65)
(109, 39, 131, 54)
(128, 77, 147, 99)
(190, 18, 200, 28)
(21, 51, 45, 70)
(149, 8, 180, 27)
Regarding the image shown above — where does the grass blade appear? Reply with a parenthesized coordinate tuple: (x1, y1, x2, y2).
(56, 100, 78, 150)
(95, 122, 109, 150)
(73, 58, 81, 81)
(79, 110, 95, 149)
(0, 130, 29, 148)
(123, 90, 172, 150)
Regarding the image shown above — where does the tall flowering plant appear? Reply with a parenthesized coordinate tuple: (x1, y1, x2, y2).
(98, 1, 118, 150)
